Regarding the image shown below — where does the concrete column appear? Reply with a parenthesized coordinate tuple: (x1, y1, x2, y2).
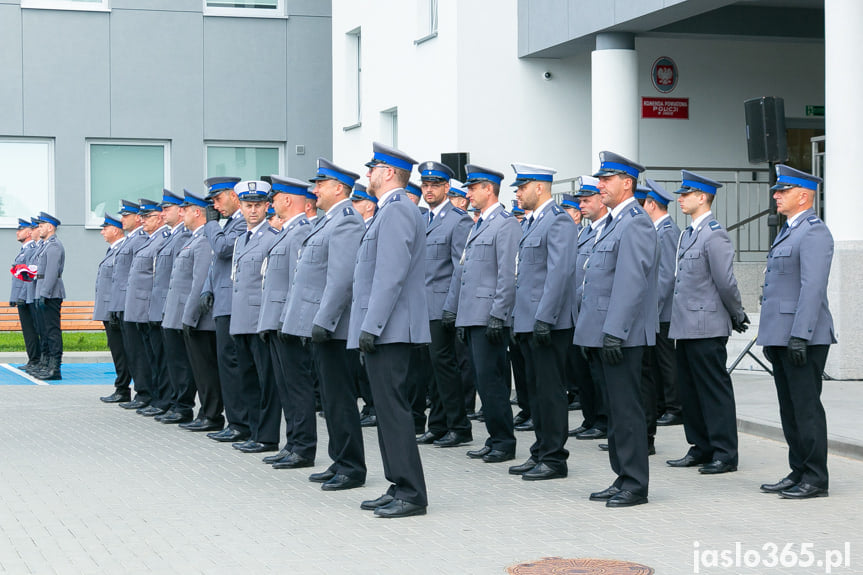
(591, 33, 638, 172)
(824, 0, 863, 378)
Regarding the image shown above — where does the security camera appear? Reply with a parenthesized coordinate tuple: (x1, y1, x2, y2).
(543, 71, 552, 81)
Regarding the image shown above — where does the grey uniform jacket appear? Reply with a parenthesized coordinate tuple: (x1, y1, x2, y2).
(756, 209, 836, 347)
(109, 228, 149, 313)
(149, 224, 192, 322)
(347, 190, 431, 348)
(444, 204, 520, 328)
(424, 201, 472, 321)
(93, 241, 122, 321)
(258, 215, 310, 332)
(513, 201, 578, 333)
(656, 216, 682, 323)
(202, 213, 247, 318)
(574, 200, 658, 348)
(25, 241, 44, 304)
(668, 216, 744, 340)
(283, 199, 364, 339)
(163, 229, 215, 331)
(229, 223, 280, 335)
(36, 235, 65, 300)
(10, 242, 33, 303)
(123, 227, 170, 323)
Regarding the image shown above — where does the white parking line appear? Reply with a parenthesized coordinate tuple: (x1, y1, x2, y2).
(0, 363, 49, 385)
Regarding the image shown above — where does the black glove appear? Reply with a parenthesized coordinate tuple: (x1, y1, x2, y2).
(278, 331, 290, 342)
(35, 297, 45, 308)
(456, 327, 466, 343)
(532, 320, 552, 346)
(258, 330, 269, 343)
(601, 334, 624, 365)
(358, 330, 377, 354)
(579, 345, 589, 361)
(311, 324, 333, 344)
(182, 323, 192, 338)
(441, 310, 457, 333)
(762, 346, 774, 364)
(205, 205, 221, 222)
(9, 301, 15, 308)
(199, 291, 214, 315)
(485, 316, 505, 345)
(108, 311, 120, 327)
(788, 336, 808, 367)
(732, 312, 750, 333)
(149, 321, 160, 329)
(16, 299, 26, 307)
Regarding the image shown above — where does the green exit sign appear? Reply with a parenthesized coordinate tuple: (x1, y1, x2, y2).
(806, 105, 825, 117)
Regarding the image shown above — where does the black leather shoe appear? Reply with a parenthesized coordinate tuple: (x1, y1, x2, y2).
(589, 485, 621, 501)
(568, 425, 588, 437)
(482, 449, 515, 463)
(309, 468, 337, 483)
(666, 453, 710, 468)
(598, 443, 609, 451)
(656, 412, 684, 426)
(416, 430, 445, 444)
(508, 458, 538, 475)
(513, 411, 530, 426)
(361, 493, 394, 510)
(208, 428, 250, 443)
(568, 399, 581, 411)
(119, 399, 149, 410)
(321, 474, 364, 491)
(760, 477, 798, 493)
(575, 427, 606, 440)
(180, 418, 224, 432)
(359, 414, 377, 427)
(100, 391, 131, 403)
(153, 410, 172, 422)
(235, 441, 278, 454)
(514, 418, 535, 432)
(780, 482, 828, 499)
(160, 411, 192, 424)
(648, 443, 656, 456)
(374, 499, 427, 518)
(138, 406, 165, 417)
(272, 452, 314, 469)
(263, 448, 291, 464)
(606, 490, 648, 507)
(699, 460, 737, 474)
(433, 431, 472, 448)
(522, 462, 567, 481)
(466, 446, 491, 459)
(466, 410, 484, 422)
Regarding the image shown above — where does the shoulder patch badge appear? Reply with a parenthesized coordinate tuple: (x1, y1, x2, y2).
(629, 206, 641, 217)
(500, 211, 511, 218)
(806, 214, 821, 225)
(452, 207, 467, 215)
(343, 207, 355, 216)
(269, 226, 279, 234)
(551, 204, 563, 216)
(662, 221, 672, 229)
(709, 220, 722, 230)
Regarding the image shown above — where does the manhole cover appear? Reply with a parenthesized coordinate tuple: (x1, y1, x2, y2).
(506, 556, 654, 574)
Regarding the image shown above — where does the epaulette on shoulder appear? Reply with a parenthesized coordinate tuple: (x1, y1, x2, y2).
(452, 207, 467, 215)
(709, 220, 722, 230)
(268, 226, 279, 234)
(390, 194, 401, 202)
(500, 211, 511, 218)
(806, 214, 821, 225)
(629, 206, 642, 217)
(162, 230, 170, 238)
(343, 206, 355, 216)
(551, 204, 563, 216)
(299, 219, 309, 226)
(662, 221, 673, 229)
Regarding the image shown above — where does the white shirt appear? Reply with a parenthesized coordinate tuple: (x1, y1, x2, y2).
(689, 210, 712, 231)
(480, 201, 502, 220)
(430, 198, 450, 218)
(653, 213, 671, 230)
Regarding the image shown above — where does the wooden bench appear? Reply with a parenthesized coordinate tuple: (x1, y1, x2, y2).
(0, 301, 102, 331)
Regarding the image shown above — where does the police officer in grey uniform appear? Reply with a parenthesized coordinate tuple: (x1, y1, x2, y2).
(151, 190, 195, 424)
(417, 160, 474, 448)
(643, 179, 683, 427)
(757, 165, 834, 499)
(32, 212, 65, 381)
(258, 176, 313, 468)
(575, 152, 658, 508)
(444, 164, 521, 464)
(666, 170, 748, 475)
(509, 163, 578, 480)
(22, 219, 45, 376)
(199, 177, 252, 444)
(111, 201, 153, 409)
(94, 214, 133, 403)
(284, 159, 367, 487)
(228, 180, 280, 454)
(350, 142, 430, 518)
(163, 191, 224, 432)
(569, 177, 609, 440)
(11, 219, 40, 371)
(126, 199, 172, 416)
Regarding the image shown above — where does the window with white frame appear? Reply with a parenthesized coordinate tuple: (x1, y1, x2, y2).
(203, 0, 284, 18)
(381, 108, 398, 148)
(0, 139, 54, 229)
(344, 28, 362, 130)
(415, 0, 438, 44)
(21, 0, 109, 11)
(86, 140, 170, 228)
(205, 142, 284, 182)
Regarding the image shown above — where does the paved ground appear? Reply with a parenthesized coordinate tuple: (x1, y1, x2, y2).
(0, 370, 860, 574)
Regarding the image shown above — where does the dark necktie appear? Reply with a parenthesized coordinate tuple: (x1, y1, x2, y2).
(428, 211, 434, 227)
(527, 215, 535, 229)
(475, 216, 483, 230)
(245, 230, 252, 245)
